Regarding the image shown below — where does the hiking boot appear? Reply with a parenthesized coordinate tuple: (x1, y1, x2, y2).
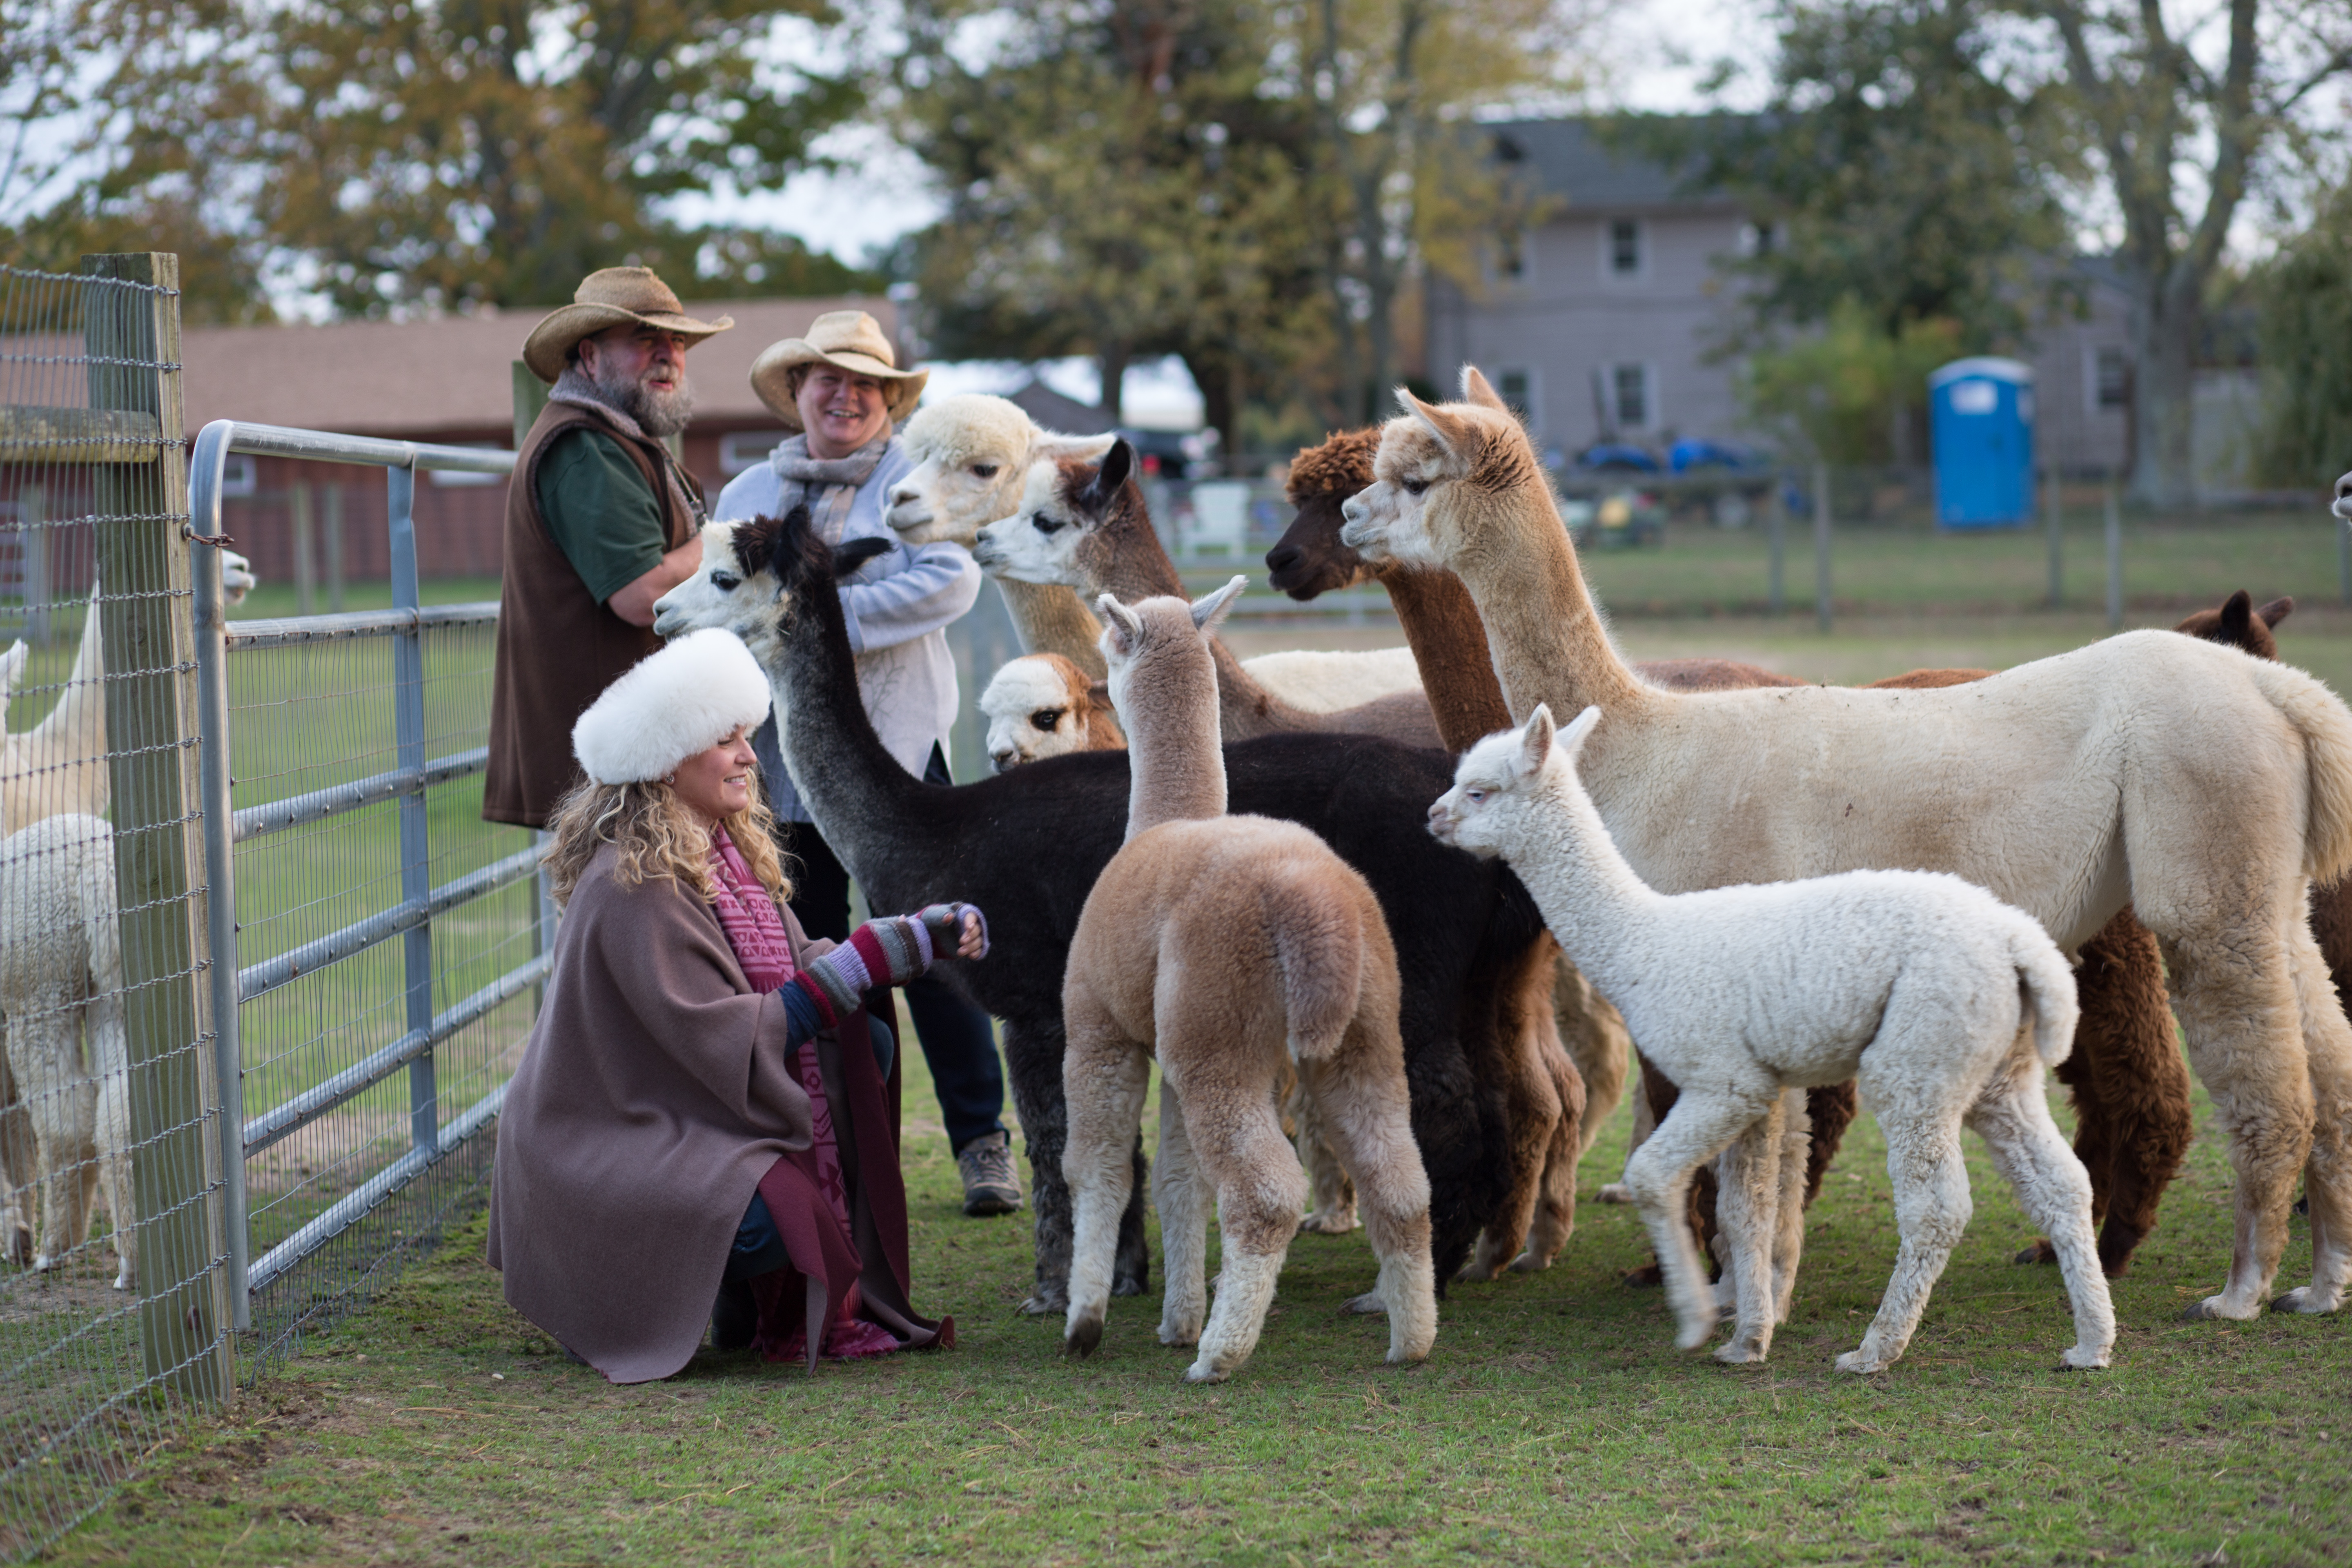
(956, 1131, 1022, 1216)
(711, 1278, 758, 1351)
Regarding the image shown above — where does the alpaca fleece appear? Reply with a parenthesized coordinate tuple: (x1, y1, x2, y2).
(1434, 705, 2115, 1374)
(651, 509, 1549, 1310)
(1062, 585, 1434, 1381)
(980, 652, 1122, 771)
(1341, 366, 2352, 1321)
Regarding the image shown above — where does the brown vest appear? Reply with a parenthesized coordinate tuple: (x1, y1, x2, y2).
(484, 401, 703, 828)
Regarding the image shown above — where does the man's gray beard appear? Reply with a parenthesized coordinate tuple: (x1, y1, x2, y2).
(587, 361, 694, 438)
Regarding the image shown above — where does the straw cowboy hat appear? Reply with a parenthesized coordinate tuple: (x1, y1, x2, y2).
(521, 267, 734, 384)
(749, 310, 929, 429)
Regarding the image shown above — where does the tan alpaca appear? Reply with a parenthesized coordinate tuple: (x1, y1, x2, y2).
(1060, 579, 1437, 1381)
(1343, 367, 2352, 1321)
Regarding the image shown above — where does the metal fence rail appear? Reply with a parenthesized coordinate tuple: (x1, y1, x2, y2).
(0, 256, 231, 1560)
(187, 420, 545, 1369)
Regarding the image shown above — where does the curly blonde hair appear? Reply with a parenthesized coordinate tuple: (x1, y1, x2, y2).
(541, 778, 793, 910)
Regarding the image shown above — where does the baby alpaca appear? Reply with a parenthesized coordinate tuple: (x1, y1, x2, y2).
(980, 653, 1123, 771)
(1062, 580, 1436, 1382)
(1430, 705, 2114, 1374)
(0, 813, 135, 1288)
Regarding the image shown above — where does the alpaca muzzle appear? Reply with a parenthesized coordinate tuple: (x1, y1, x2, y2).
(2334, 468, 2352, 523)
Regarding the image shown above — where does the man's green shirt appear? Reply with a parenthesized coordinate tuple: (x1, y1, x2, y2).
(535, 426, 668, 606)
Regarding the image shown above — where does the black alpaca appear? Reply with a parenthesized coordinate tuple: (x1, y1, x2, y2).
(655, 507, 1548, 1312)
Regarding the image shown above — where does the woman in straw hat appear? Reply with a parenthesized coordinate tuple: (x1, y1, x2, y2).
(715, 311, 1023, 1222)
(489, 628, 980, 1380)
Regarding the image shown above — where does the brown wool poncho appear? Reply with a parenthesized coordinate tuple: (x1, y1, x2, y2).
(488, 843, 946, 1382)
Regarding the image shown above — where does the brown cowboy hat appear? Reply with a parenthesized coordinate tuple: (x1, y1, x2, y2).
(749, 310, 929, 429)
(521, 267, 734, 384)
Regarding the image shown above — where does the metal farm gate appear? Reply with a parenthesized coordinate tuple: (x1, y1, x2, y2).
(0, 254, 545, 1557)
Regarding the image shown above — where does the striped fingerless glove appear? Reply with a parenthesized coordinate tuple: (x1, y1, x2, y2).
(789, 904, 988, 1027)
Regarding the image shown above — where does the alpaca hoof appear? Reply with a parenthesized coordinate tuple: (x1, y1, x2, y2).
(1595, 1183, 1634, 1205)
(32, 1252, 58, 1274)
(2013, 1237, 2058, 1266)
(1674, 1318, 1715, 1352)
(7, 1228, 29, 1267)
(1339, 1290, 1387, 1316)
(1018, 1292, 1066, 1317)
(1298, 1208, 1359, 1236)
(1158, 1319, 1202, 1348)
(1384, 1345, 1431, 1367)
(2181, 1293, 2261, 1322)
(1181, 1359, 1232, 1385)
(1713, 1341, 1768, 1366)
(1111, 1270, 1150, 1298)
(1833, 1350, 1886, 1375)
(2271, 1285, 2344, 1315)
(1065, 1309, 1105, 1358)
(1453, 1259, 1504, 1285)
(1621, 1261, 1664, 1289)
(2059, 1345, 2111, 1370)
(111, 1270, 132, 1292)
(1507, 1249, 1553, 1274)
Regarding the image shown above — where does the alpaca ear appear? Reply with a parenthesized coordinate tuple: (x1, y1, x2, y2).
(1461, 367, 1508, 412)
(1095, 592, 1144, 657)
(833, 537, 892, 579)
(1516, 704, 1557, 776)
(1083, 439, 1136, 511)
(1037, 432, 1119, 463)
(1085, 680, 1113, 714)
(1559, 704, 1602, 760)
(1190, 576, 1247, 634)
(1396, 388, 1476, 458)
(2259, 596, 2294, 630)
(2220, 590, 2253, 641)
(771, 505, 820, 582)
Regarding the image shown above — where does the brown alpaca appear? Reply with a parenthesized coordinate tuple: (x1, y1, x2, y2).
(1059, 580, 1438, 1382)
(973, 438, 1445, 751)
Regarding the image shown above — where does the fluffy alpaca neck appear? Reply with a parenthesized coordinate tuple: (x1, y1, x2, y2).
(1495, 768, 1662, 989)
(1119, 643, 1226, 840)
(1447, 487, 1651, 726)
(1380, 565, 1510, 752)
(996, 577, 1109, 681)
(761, 577, 947, 881)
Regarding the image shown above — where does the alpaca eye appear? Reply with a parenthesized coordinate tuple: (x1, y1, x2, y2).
(972, 463, 999, 479)
(1032, 709, 1064, 731)
(1466, 789, 1487, 803)
(1032, 512, 1063, 535)
(1403, 479, 1428, 497)
(710, 570, 741, 590)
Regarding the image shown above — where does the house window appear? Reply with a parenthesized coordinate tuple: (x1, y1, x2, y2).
(721, 430, 790, 476)
(1607, 219, 1643, 278)
(1610, 363, 1651, 430)
(2093, 347, 2129, 410)
(1497, 368, 1533, 419)
(1497, 230, 1528, 281)
(219, 454, 256, 498)
(1738, 221, 1777, 257)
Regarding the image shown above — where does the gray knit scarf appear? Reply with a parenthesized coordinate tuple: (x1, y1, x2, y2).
(766, 431, 892, 546)
(548, 368, 704, 528)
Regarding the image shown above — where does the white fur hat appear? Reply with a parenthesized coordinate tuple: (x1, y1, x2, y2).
(572, 629, 771, 786)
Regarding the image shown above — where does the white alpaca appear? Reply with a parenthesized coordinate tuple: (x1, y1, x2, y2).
(1432, 705, 2114, 1373)
(0, 814, 135, 1289)
(980, 653, 1121, 771)
(1062, 580, 1436, 1382)
(886, 393, 1416, 708)
(1343, 369, 2352, 1321)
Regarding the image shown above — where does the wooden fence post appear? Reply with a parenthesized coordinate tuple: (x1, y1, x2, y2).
(2045, 467, 2063, 609)
(2105, 483, 2123, 632)
(82, 251, 230, 1404)
(1813, 460, 1833, 633)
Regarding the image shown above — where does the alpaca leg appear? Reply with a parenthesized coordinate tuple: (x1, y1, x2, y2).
(1186, 1099, 1308, 1383)
(1154, 1087, 1210, 1349)
(0, 1094, 32, 1268)
(1462, 1018, 1559, 1283)
(1290, 1073, 1358, 1235)
(1554, 955, 1627, 1160)
(1624, 1090, 1770, 1351)
(1800, 1081, 1858, 1206)
(1967, 1060, 2115, 1369)
(2160, 923, 2313, 1320)
(18, 1009, 96, 1272)
(1061, 1009, 1149, 1356)
(1838, 1115, 1972, 1375)
(1515, 1035, 1582, 1273)
(1597, 1046, 1661, 1205)
(1002, 1020, 1077, 1315)
(1310, 1044, 1438, 1364)
(2277, 917, 2352, 1314)
(90, 988, 132, 1291)
(1711, 1096, 1785, 1364)
(1771, 1087, 1811, 1323)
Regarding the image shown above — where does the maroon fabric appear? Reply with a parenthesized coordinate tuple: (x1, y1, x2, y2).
(708, 829, 795, 992)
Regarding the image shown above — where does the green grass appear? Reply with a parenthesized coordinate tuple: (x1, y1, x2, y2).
(41, 1038, 2352, 1567)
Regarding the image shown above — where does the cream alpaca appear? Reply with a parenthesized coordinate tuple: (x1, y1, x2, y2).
(1061, 579, 1436, 1381)
(1344, 369, 2352, 1321)
(979, 653, 1122, 771)
(1434, 705, 2112, 1372)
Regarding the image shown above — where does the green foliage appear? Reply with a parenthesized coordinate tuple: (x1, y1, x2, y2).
(1740, 301, 1961, 467)
(2252, 182, 2352, 489)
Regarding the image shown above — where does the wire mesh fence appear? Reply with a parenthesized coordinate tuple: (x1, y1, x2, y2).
(0, 257, 234, 1559)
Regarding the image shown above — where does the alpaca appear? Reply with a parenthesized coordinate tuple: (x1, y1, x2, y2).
(1432, 703, 2114, 1372)
(980, 653, 1123, 771)
(651, 509, 1552, 1311)
(1062, 581, 1435, 1380)
(0, 813, 135, 1289)
(884, 394, 1417, 710)
(2, 556, 258, 835)
(972, 439, 1446, 751)
(1343, 368, 2352, 1321)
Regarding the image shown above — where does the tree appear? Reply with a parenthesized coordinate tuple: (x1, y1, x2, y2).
(1739, 297, 1960, 467)
(2252, 179, 2352, 488)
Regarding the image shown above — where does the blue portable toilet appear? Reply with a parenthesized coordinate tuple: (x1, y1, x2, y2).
(1929, 357, 2036, 528)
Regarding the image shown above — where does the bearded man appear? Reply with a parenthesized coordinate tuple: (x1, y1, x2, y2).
(486, 268, 733, 828)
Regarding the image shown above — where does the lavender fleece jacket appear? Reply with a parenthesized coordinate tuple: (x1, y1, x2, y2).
(714, 435, 981, 822)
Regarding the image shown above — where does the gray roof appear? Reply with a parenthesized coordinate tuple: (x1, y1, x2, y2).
(1484, 118, 1735, 212)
